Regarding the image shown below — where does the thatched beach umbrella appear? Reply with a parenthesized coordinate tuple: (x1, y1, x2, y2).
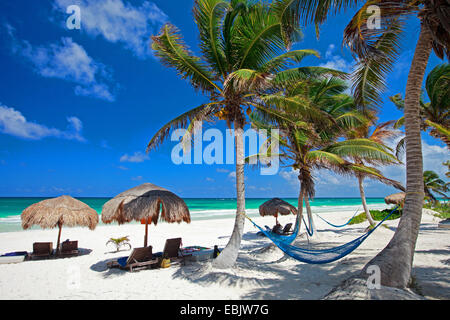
(384, 192, 406, 206)
(101, 183, 190, 247)
(21, 195, 99, 252)
(259, 198, 296, 224)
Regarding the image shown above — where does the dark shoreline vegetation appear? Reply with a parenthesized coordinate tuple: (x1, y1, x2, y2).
(349, 201, 450, 225)
(349, 207, 403, 225)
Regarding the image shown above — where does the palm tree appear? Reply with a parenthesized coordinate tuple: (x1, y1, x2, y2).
(249, 77, 404, 236)
(423, 170, 448, 203)
(277, 0, 449, 288)
(390, 63, 450, 154)
(345, 114, 403, 227)
(147, 0, 343, 268)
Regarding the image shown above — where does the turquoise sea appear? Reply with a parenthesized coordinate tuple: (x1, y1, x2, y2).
(0, 197, 389, 233)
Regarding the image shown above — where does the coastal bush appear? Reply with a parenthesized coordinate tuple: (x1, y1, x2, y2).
(423, 201, 450, 219)
(349, 208, 403, 225)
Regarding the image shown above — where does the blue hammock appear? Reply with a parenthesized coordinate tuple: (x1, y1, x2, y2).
(314, 208, 360, 228)
(262, 215, 313, 244)
(247, 206, 398, 264)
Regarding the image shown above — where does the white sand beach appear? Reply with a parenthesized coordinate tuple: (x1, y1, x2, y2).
(0, 209, 448, 300)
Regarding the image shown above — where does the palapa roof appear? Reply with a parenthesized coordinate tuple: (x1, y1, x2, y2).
(384, 192, 406, 205)
(101, 183, 191, 225)
(21, 195, 99, 230)
(259, 198, 297, 217)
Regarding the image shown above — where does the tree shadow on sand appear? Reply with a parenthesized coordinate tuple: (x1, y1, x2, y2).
(171, 230, 380, 299)
(90, 256, 132, 279)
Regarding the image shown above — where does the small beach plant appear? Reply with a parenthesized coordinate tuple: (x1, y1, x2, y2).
(106, 236, 132, 252)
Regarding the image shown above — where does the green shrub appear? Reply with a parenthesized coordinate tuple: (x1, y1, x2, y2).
(423, 201, 450, 219)
(349, 207, 402, 225)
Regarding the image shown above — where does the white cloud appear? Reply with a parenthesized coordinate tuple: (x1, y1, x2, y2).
(320, 44, 354, 73)
(216, 168, 230, 173)
(0, 103, 85, 141)
(7, 25, 115, 101)
(228, 171, 236, 179)
(205, 177, 214, 182)
(120, 151, 149, 163)
(53, 0, 168, 59)
(131, 175, 143, 181)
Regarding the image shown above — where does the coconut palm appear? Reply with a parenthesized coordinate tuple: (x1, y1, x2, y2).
(391, 63, 450, 155)
(345, 113, 403, 227)
(147, 0, 344, 268)
(249, 77, 404, 236)
(277, 0, 449, 288)
(423, 170, 449, 203)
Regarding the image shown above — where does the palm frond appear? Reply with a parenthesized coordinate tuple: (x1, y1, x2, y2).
(147, 102, 222, 152)
(193, 0, 229, 78)
(151, 24, 222, 94)
(346, 10, 405, 109)
(273, 66, 347, 87)
(259, 49, 320, 73)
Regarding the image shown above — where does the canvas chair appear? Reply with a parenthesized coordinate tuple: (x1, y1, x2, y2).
(271, 224, 283, 235)
(154, 238, 185, 267)
(107, 246, 158, 272)
(59, 240, 79, 257)
(282, 223, 293, 235)
(31, 242, 53, 259)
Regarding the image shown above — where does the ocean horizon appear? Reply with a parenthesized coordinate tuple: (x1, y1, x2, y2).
(0, 197, 390, 233)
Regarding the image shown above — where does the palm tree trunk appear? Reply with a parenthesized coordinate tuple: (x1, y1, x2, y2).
(294, 179, 305, 240)
(213, 120, 246, 268)
(361, 22, 432, 288)
(304, 196, 317, 238)
(358, 176, 376, 227)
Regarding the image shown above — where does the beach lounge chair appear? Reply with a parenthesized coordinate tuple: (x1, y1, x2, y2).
(31, 242, 53, 259)
(153, 238, 185, 266)
(107, 247, 158, 272)
(271, 224, 283, 235)
(59, 240, 79, 257)
(282, 223, 293, 235)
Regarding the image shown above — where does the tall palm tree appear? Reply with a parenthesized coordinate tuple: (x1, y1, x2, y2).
(277, 0, 449, 288)
(345, 114, 403, 227)
(147, 0, 343, 268)
(249, 77, 404, 236)
(391, 63, 450, 154)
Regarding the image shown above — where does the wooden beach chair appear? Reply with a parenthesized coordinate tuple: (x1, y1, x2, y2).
(282, 223, 293, 235)
(31, 242, 53, 259)
(59, 240, 79, 257)
(156, 238, 185, 267)
(107, 247, 158, 272)
(271, 224, 283, 235)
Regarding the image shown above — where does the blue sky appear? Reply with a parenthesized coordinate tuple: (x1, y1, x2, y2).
(0, 0, 448, 198)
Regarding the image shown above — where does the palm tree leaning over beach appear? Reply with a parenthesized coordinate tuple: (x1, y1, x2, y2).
(276, 0, 449, 288)
(249, 77, 405, 237)
(345, 114, 404, 227)
(147, 0, 345, 268)
(390, 63, 450, 154)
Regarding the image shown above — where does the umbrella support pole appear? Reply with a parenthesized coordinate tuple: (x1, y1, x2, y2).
(144, 220, 149, 247)
(56, 222, 62, 254)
